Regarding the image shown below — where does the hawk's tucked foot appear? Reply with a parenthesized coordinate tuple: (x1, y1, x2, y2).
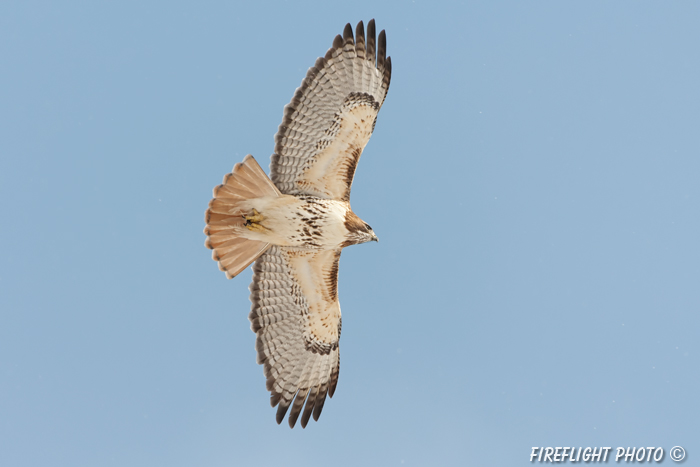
(244, 209, 267, 232)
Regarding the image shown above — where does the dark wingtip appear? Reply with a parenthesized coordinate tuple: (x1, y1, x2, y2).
(332, 34, 343, 50)
(367, 19, 376, 65)
(377, 29, 387, 68)
(343, 23, 353, 42)
(276, 402, 290, 425)
(300, 387, 319, 428)
(329, 360, 340, 398)
(355, 20, 364, 42)
(355, 21, 365, 56)
(288, 410, 299, 429)
(312, 388, 327, 422)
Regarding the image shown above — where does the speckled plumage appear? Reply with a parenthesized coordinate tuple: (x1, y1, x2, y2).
(204, 20, 390, 428)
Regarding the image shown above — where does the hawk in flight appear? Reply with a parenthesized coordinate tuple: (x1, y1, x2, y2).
(204, 20, 391, 428)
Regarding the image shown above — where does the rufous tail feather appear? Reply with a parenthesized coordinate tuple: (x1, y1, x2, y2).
(204, 155, 280, 279)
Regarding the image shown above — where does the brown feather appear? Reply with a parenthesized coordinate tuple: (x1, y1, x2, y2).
(366, 20, 376, 65)
(288, 388, 309, 428)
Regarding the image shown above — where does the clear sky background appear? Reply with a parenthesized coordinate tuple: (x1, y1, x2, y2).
(2, 1, 698, 466)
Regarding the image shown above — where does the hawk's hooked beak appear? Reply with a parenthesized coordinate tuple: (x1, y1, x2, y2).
(371, 233, 378, 242)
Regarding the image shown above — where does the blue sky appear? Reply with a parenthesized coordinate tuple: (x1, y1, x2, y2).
(1, 1, 698, 466)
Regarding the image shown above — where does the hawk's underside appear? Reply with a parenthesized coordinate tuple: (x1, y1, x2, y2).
(204, 20, 391, 428)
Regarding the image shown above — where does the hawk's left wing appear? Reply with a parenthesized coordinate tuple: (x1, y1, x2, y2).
(249, 246, 343, 428)
(270, 20, 391, 201)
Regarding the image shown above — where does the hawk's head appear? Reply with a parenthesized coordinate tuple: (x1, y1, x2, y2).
(343, 211, 378, 246)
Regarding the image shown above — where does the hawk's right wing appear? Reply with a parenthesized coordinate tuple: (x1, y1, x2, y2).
(249, 246, 343, 428)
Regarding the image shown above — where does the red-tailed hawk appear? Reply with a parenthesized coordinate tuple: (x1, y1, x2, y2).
(204, 20, 391, 428)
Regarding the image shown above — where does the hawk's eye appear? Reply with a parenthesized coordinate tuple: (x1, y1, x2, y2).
(364, 223, 372, 231)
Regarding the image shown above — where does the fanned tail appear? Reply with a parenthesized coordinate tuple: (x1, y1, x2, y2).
(204, 155, 280, 279)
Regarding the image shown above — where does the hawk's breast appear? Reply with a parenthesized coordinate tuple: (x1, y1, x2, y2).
(254, 196, 351, 250)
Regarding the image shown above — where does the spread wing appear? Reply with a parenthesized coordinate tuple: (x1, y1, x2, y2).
(270, 20, 392, 201)
(249, 246, 343, 428)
